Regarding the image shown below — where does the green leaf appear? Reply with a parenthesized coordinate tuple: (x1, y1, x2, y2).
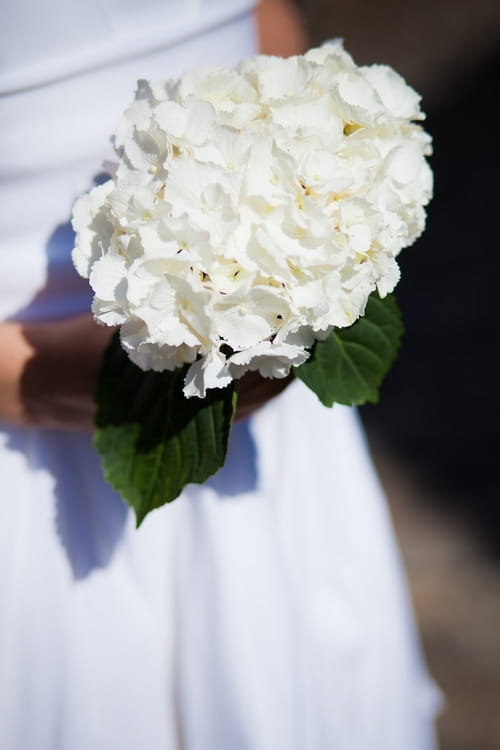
(94, 333, 237, 526)
(294, 293, 403, 407)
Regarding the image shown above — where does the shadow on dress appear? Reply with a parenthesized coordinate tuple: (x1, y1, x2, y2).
(205, 417, 258, 498)
(6, 219, 258, 579)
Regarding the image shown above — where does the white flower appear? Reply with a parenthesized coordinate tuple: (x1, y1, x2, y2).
(72, 41, 432, 398)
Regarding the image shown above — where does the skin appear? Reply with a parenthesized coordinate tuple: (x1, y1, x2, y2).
(0, 0, 308, 430)
(0, 315, 112, 429)
(256, 0, 309, 58)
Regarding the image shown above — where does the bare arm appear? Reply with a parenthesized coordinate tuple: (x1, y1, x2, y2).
(0, 321, 33, 426)
(0, 315, 113, 429)
(0, 316, 293, 429)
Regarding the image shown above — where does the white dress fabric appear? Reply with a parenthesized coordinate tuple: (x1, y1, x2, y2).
(0, 3, 440, 749)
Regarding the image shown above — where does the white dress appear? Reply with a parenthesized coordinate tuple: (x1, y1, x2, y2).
(0, 2, 440, 748)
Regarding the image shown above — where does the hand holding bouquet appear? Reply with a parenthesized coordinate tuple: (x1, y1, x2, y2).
(72, 41, 432, 524)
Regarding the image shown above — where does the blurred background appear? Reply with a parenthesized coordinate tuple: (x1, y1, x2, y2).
(295, 1, 500, 749)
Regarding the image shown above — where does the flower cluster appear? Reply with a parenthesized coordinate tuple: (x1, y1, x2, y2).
(72, 41, 432, 397)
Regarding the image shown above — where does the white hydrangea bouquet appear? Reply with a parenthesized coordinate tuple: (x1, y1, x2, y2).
(72, 41, 432, 525)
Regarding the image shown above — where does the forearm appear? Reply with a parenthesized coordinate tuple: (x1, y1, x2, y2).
(0, 315, 293, 429)
(0, 315, 113, 430)
(0, 321, 34, 425)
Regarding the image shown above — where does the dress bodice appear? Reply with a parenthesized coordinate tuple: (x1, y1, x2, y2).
(1, 0, 255, 94)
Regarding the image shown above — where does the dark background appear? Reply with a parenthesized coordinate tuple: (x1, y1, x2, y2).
(296, 2, 500, 748)
(299, 0, 500, 549)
